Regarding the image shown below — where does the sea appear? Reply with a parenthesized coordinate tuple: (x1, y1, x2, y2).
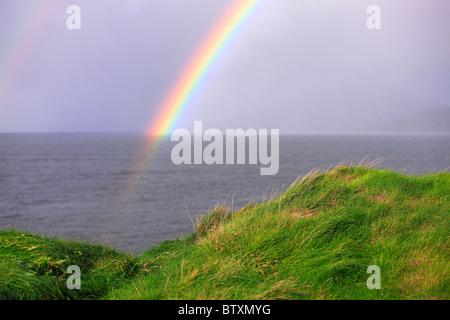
(0, 133, 448, 254)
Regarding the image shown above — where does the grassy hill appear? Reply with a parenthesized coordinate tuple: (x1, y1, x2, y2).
(1, 165, 449, 300)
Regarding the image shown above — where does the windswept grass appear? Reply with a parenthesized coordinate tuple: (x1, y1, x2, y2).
(1, 165, 449, 299)
(0, 229, 143, 300)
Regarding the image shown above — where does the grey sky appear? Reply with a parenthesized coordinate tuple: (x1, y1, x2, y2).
(0, 0, 449, 133)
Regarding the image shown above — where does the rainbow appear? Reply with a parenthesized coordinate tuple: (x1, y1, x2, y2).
(0, 2, 60, 121)
(115, 0, 262, 222)
(147, 0, 261, 136)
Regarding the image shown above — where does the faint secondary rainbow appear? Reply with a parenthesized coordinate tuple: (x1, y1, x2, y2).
(0, 2, 60, 121)
(115, 0, 262, 222)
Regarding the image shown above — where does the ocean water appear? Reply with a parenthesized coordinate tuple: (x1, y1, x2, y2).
(0, 133, 449, 254)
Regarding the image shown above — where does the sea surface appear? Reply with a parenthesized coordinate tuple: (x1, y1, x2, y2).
(0, 133, 448, 254)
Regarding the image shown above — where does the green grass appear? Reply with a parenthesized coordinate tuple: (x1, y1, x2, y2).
(0, 230, 143, 300)
(1, 165, 449, 300)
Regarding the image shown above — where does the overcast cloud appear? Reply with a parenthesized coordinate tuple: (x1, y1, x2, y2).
(0, 0, 449, 133)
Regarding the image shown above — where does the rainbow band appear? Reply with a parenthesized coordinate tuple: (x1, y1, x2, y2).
(114, 0, 262, 225)
(147, 0, 261, 136)
(0, 3, 60, 118)
(136, 0, 262, 171)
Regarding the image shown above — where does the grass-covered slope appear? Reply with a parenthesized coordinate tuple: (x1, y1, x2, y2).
(1, 166, 449, 300)
(0, 230, 141, 300)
